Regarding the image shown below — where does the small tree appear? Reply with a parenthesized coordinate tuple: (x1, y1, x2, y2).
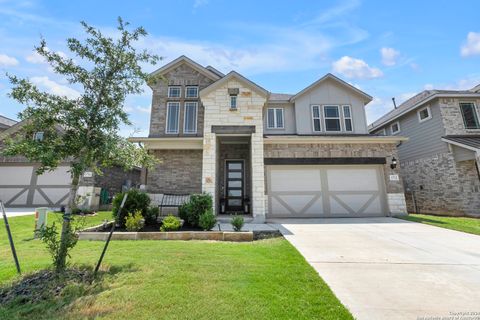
(3, 18, 159, 272)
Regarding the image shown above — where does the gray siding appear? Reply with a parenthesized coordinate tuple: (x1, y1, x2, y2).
(263, 103, 296, 135)
(452, 145, 476, 162)
(294, 78, 369, 135)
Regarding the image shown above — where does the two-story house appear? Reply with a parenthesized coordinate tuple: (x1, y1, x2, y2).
(369, 87, 480, 217)
(131, 56, 408, 222)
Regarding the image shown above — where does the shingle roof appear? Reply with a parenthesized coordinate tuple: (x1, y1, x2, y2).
(0, 115, 17, 128)
(442, 135, 480, 150)
(269, 93, 293, 101)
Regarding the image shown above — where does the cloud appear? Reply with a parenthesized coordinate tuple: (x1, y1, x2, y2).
(0, 53, 19, 66)
(30, 76, 80, 99)
(193, 0, 209, 9)
(380, 47, 400, 66)
(461, 32, 480, 57)
(423, 76, 480, 91)
(136, 106, 151, 113)
(123, 105, 151, 114)
(332, 56, 383, 79)
(26, 48, 68, 64)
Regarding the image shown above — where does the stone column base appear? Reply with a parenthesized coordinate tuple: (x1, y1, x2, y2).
(387, 193, 408, 216)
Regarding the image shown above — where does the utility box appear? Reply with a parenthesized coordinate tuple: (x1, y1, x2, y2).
(34, 207, 49, 238)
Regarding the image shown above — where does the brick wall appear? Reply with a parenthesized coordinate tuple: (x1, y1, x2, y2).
(147, 149, 203, 194)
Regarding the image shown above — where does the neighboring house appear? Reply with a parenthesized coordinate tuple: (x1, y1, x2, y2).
(369, 87, 480, 217)
(0, 117, 141, 209)
(130, 56, 407, 222)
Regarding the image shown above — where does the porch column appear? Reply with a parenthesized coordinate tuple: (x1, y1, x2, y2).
(250, 132, 266, 222)
(202, 131, 217, 213)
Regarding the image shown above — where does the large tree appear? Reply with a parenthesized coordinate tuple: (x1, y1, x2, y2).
(3, 17, 159, 272)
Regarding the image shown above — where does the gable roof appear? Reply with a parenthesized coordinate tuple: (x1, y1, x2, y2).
(0, 115, 17, 128)
(470, 83, 480, 93)
(290, 73, 372, 103)
(368, 89, 480, 131)
(200, 71, 269, 97)
(149, 55, 222, 82)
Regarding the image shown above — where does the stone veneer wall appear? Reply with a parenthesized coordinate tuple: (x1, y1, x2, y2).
(439, 97, 480, 136)
(264, 142, 407, 215)
(201, 78, 267, 221)
(401, 152, 480, 217)
(147, 149, 203, 194)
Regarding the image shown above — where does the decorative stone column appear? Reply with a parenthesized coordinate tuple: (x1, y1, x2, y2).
(202, 131, 217, 213)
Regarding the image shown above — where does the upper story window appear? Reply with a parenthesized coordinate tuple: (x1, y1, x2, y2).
(166, 102, 180, 134)
(343, 105, 353, 132)
(185, 86, 198, 98)
(168, 86, 181, 98)
(267, 108, 284, 129)
(391, 121, 401, 135)
(184, 102, 198, 134)
(324, 106, 341, 132)
(230, 95, 237, 110)
(33, 131, 44, 141)
(312, 105, 322, 132)
(460, 102, 480, 129)
(417, 106, 432, 123)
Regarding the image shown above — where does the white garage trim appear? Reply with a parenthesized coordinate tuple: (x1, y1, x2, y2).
(266, 164, 388, 218)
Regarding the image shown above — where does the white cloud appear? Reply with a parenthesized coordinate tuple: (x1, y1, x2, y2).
(26, 48, 68, 64)
(380, 47, 400, 66)
(123, 105, 151, 114)
(424, 76, 480, 91)
(0, 53, 19, 66)
(30, 76, 80, 99)
(332, 56, 383, 79)
(461, 32, 480, 57)
(193, 0, 209, 9)
(136, 106, 151, 113)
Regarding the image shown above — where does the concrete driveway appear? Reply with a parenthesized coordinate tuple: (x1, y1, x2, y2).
(0, 208, 36, 218)
(270, 217, 480, 320)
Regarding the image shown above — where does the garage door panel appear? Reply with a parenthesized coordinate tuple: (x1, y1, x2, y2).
(37, 166, 71, 185)
(0, 188, 26, 204)
(0, 167, 33, 185)
(42, 188, 70, 205)
(327, 168, 379, 191)
(270, 169, 321, 192)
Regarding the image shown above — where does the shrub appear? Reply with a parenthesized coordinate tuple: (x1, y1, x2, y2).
(112, 189, 151, 227)
(231, 215, 244, 232)
(180, 193, 212, 227)
(145, 206, 160, 226)
(125, 210, 144, 232)
(198, 209, 217, 231)
(160, 215, 181, 232)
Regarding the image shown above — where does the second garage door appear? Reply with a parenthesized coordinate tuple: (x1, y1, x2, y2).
(266, 165, 387, 218)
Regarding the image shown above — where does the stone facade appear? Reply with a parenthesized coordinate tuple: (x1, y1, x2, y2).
(147, 149, 203, 194)
(80, 166, 141, 196)
(149, 64, 216, 137)
(439, 97, 480, 135)
(264, 142, 407, 215)
(200, 77, 267, 221)
(401, 152, 480, 217)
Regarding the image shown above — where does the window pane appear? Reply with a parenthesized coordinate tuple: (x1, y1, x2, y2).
(313, 119, 321, 132)
(392, 123, 399, 133)
(168, 87, 180, 98)
(276, 109, 284, 128)
(312, 106, 320, 118)
(184, 103, 197, 133)
(186, 87, 198, 98)
(228, 162, 242, 170)
(326, 119, 341, 131)
(167, 103, 179, 133)
(343, 106, 351, 118)
(345, 119, 352, 131)
(267, 109, 275, 128)
(228, 199, 242, 206)
(419, 108, 429, 120)
(228, 172, 242, 179)
(230, 96, 237, 109)
(228, 190, 242, 197)
(324, 106, 339, 118)
(228, 180, 242, 188)
(460, 103, 480, 129)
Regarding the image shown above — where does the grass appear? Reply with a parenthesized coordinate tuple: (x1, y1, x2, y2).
(398, 214, 480, 236)
(0, 212, 352, 320)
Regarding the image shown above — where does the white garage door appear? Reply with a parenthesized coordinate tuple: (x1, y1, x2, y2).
(266, 165, 387, 218)
(0, 165, 71, 207)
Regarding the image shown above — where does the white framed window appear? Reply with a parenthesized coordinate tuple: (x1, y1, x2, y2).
(417, 106, 432, 123)
(33, 131, 44, 141)
(168, 86, 181, 98)
(185, 86, 198, 98)
(342, 105, 353, 132)
(459, 102, 480, 129)
(311, 105, 322, 132)
(324, 105, 341, 132)
(183, 102, 198, 134)
(230, 95, 237, 109)
(166, 102, 180, 134)
(391, 121, 401, 135)
(267, 108, 284, 129)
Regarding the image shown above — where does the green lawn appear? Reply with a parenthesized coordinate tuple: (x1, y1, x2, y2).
(398, 214, 480, 236)
(0, 212, 352, 320)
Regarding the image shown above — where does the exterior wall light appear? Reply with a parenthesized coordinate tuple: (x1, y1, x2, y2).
(390, 157, 398, 170)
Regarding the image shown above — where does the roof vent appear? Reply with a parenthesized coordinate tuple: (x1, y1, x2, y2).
(392, 97, 397, 109)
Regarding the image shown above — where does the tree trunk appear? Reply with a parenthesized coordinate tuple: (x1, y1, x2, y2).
(56, 170, 80, 273)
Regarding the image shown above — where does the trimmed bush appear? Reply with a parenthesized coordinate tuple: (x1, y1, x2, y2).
(160, 215, 181, 232)
(199, 209, 217, 231)
(125, 210, 144, 232)
(231, 215, 244, 232)
(112, 189, 151, 227)
(180, 193, 213, 227)
(145, 206, 160, 226)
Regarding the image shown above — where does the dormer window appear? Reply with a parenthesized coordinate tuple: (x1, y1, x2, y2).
(185, 86, 198, 98)
(33, 131, 44, 141)
(230, 95, 237, 110)
(168, 86, 181, 98)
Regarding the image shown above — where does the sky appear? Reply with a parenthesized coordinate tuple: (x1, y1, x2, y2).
(0, 0, 479, 136)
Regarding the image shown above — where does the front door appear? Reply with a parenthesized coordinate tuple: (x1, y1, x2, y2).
(225, 160, 244, 213)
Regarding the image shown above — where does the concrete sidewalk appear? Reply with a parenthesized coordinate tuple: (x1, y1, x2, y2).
(1, 208, 36, 218)
(271, 217, 480, 320)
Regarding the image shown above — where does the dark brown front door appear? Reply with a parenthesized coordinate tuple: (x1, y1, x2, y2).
(225, 160, 244, 213)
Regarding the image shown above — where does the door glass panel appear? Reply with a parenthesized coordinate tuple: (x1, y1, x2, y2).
(228, 199, 242, 206)
(228, 172, 242, 179)
(228, 162, 242, 170)
(228, 190, 242, 197)
(228, 180, 242, 188)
